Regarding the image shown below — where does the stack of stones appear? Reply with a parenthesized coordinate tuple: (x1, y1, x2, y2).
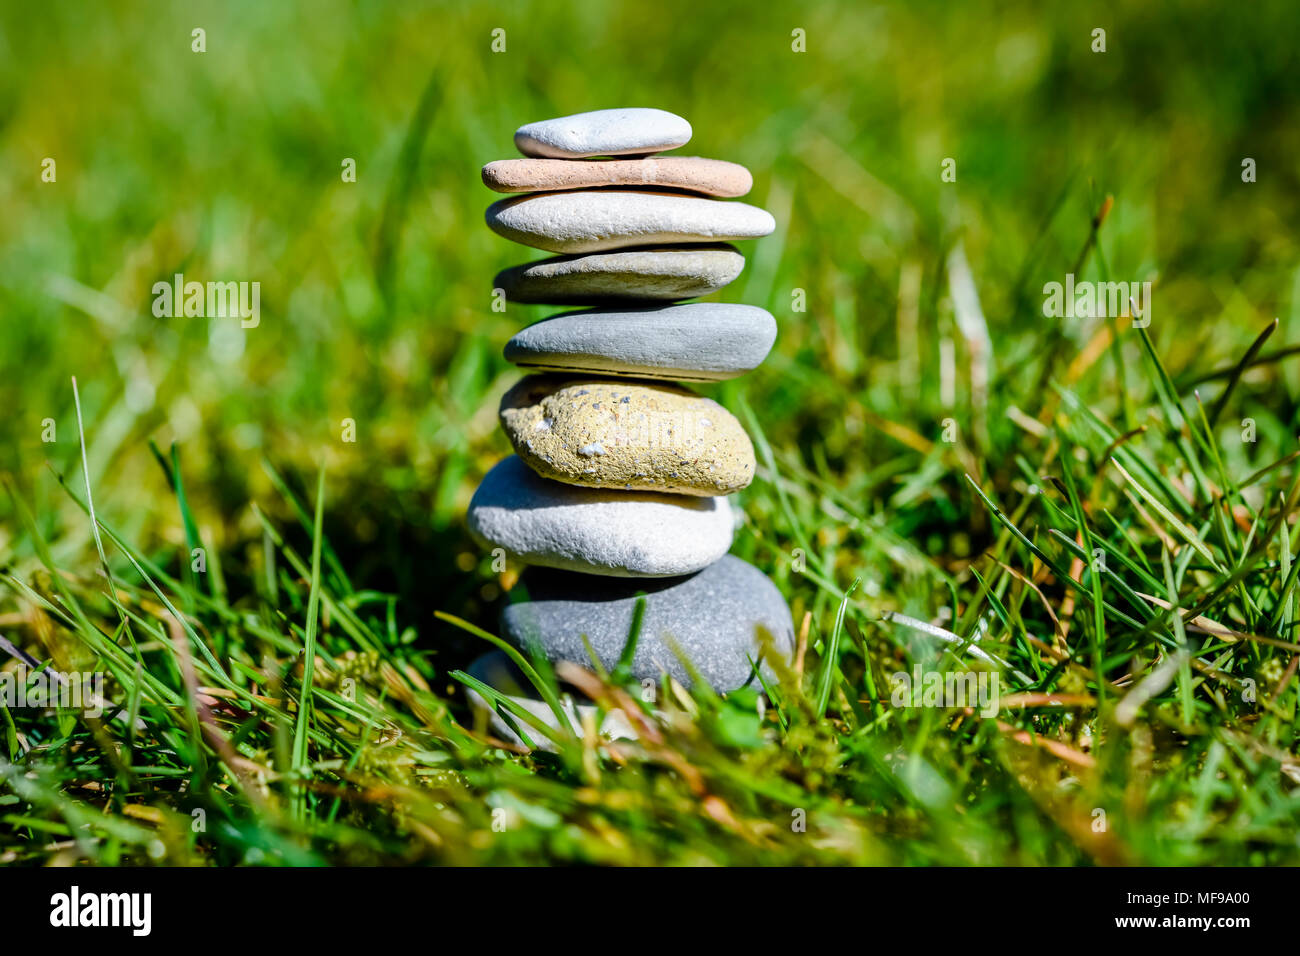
(465, 108, 794, 744)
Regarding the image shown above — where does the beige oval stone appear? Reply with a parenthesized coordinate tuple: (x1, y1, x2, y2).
(500, 376, 755, 496)
(482, 157, 752, 197)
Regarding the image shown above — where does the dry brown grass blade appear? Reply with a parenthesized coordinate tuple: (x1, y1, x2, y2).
(996, 719, 1096, 769)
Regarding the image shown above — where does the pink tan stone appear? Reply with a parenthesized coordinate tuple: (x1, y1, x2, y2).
(482, 156, 752, 198)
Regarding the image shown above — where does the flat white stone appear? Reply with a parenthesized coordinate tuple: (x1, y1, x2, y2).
(514, 108, 691, 159)
(467, 455, 734, 577)
(504, 303, 777, 381)
(486, 191, 776, 254)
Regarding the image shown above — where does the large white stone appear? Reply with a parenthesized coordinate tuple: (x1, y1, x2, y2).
(514, 108, 691, 159)
(486, 191, 776, 254)
(467, 456, 734, 577)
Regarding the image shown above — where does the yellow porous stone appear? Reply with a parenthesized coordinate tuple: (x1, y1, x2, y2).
(499, 376, 755, 496)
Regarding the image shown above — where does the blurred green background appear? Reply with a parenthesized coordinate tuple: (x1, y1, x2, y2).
(2, 0, 1300, 865)
(3, 0, 1297, 620)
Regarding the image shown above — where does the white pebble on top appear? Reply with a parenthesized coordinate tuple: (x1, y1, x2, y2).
(514, 108, 692, 158)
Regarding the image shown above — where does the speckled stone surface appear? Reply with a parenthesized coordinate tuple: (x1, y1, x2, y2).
(467, 455, 734, 577)
(514, 108, 691, 159)
(501, 555, 795, 691)
(482, 156, 752, 197)
(494, 245, 744, 303)
(486, 191, 776, 254)
(504, 303, 776, 381)
(499, 376, 755, 495)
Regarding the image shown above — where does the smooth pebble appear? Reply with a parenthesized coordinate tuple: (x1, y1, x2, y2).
(501, 556, 795, 692)
(504, 303, 776, 381)
(467, 455, 734, 577)
(514, 108, 691, 159)
(486, 190, 775, 254)
(482, 156, 751, 197)
(494, 245, 744, 303)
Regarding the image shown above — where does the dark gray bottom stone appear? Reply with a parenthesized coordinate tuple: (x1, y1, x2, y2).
(500, 555, 793, 692)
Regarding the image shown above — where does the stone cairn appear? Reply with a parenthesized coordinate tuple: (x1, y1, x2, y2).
(465, 108, 795, 746)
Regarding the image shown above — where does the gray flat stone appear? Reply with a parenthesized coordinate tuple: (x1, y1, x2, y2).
(501, 555, 794, 692)
(495, 245, 744, 304)
(514, 108, 691, 159)
(504, 304, 777, 381)
(467, 455, 734, 577)
(486, 191, 776, 254)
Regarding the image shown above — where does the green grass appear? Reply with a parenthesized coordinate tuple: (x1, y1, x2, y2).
(2, 0, 1300, 865)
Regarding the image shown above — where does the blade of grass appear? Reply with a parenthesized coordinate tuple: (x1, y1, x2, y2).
(1110, 458, 1224, 571)
(815, 578, 859, 719)
(1207, 318, 1277, 427)
(291, 464, 326, 819)
(609, 594, 647, 685)
(435, 611, 576, 737)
